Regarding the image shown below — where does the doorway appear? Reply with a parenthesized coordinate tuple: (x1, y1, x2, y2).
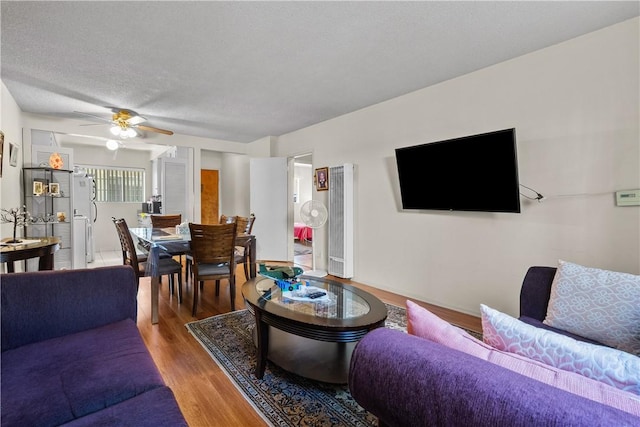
(293, 154, 313, 269)
(201, 169, 219, 224)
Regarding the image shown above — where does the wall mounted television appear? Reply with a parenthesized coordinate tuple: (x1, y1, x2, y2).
(395, 128, 521, 213)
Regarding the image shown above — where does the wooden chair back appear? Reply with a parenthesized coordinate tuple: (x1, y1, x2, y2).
(188, 222, 238, 267)
(112, 217, 142, 278)
(219, 214, 237, 225)
(236, 213, 256, 235)
(150, 214, 182, 228)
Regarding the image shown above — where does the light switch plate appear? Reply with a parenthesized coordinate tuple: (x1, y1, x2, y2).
(615, 189, 640, 206)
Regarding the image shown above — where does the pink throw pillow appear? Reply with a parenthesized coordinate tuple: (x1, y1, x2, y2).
(405, 300, 640, 416)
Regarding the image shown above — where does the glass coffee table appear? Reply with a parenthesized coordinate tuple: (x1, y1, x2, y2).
(242, 274, 387, 384)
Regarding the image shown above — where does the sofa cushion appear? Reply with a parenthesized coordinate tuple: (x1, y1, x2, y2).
(1, 319, 166, 427)
(543, 260, 640, 355)
(482, 304, 640, 395)
(59, 386, 187, 427)
(405, 300, 640, 416)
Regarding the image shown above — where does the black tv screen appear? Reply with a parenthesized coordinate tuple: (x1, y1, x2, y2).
(395, 128, 521, 213)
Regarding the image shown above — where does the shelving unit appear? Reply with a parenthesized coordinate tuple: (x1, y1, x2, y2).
(22, 167, 74, 270)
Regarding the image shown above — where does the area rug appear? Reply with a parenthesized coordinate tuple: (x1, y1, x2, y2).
(185, 304, 476, 427)
(294, 241, 312, 256)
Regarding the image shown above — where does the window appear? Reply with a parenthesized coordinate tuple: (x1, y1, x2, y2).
(82, 166, 145, 203)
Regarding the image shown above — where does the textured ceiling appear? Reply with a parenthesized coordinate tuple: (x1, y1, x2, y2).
(2, 1, 638, 143)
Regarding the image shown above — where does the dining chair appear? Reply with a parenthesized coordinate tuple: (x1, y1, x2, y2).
(188, 222, 238, 315)
(185, 214, 236, 280)
(234, 213, 256, 280)
(113, 217, 183, 301)
(150, 214, 182, 228)
(149, 213, 186, 279)
(111, 217, 148, 263)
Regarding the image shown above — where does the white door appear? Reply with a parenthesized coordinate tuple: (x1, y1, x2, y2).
(161, 158, 187, 220)
(250, 157, 289, 261)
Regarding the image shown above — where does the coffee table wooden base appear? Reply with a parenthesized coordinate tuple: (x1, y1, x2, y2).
(253, 325, 356, 384)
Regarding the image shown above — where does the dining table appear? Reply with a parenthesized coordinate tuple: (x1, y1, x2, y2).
(1, 236, 61, 273)
(129, 227, 257, 324)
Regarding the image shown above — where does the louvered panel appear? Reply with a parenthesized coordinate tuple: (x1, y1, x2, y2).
(162, 160, 187, 220)
(328, 164, 354, 278)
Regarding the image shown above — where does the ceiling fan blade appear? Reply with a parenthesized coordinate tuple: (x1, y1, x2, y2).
(74, 111, 112, 123)
(127, 115, 147, 126)
(136, 124, 174, 136)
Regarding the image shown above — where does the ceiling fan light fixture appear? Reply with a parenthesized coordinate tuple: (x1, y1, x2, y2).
(109, 124, 137, 139)
(106, 139, 119, 150)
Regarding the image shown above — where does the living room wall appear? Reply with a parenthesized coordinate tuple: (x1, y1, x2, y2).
(274, 18, 640, 317)
(0, 81, 23, 240)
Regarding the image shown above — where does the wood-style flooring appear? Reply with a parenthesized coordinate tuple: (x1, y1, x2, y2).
(135, 262, 481, 426)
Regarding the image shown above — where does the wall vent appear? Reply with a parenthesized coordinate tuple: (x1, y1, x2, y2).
(328, 164, 354, 278)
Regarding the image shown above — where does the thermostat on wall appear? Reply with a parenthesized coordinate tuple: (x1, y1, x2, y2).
(615, 190, 640, 206)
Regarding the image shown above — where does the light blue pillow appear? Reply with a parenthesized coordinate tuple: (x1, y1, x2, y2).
(543, 260, 640, 356)
(482, 304, 640, 395)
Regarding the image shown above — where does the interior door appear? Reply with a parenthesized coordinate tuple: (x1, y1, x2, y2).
(200, 169, 219, 224)
(160, 157, 187, 220)
(250, 157, 289, 261)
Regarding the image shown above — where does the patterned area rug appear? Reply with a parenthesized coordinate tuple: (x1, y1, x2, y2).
(294, 241, 312, 255)
(185, 303, 477, 426)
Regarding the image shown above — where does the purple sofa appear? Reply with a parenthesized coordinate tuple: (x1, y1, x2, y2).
(1, 266, 187, 427)
(349, 267, 640, 427)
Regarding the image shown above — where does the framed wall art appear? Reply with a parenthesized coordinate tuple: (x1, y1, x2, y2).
(315, 167, 328, 191)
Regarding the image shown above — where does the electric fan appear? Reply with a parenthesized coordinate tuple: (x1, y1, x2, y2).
(299, 199, 328, 277)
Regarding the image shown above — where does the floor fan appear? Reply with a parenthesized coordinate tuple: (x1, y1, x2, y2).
(299, 199, 328, 277)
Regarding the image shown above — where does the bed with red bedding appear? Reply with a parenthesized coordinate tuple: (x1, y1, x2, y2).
(294, 222, 312, 241)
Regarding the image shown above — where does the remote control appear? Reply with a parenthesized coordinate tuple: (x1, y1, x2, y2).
(307, 291, 326, 299)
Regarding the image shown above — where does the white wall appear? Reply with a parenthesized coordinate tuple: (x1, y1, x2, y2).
(0, 81, 24, 240)
(274, 18, 640, 317)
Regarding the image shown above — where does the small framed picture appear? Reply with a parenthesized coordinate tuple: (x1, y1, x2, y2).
(33, 181, 44, 196)
(9, 142, 19, 167)
(49, 183, 61, 196)
(315, 167, 329, 191)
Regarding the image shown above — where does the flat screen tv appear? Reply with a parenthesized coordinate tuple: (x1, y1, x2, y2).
(395, 128, 521, 213)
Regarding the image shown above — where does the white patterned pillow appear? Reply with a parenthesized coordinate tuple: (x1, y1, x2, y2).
(481, 304, 640, 395)
(543, 260, 640, 356)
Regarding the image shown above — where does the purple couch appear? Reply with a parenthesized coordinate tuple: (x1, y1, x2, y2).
(349, 267, 640, 427)
(1, 266, 187, 427)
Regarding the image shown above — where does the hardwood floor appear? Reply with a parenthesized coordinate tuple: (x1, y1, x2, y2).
(134, 261, 481, 426)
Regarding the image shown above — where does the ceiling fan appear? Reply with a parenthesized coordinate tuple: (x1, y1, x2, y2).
(76, 108, 174, 139)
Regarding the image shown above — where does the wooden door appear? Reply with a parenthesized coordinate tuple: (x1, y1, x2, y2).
(201, 169, 219, 224)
